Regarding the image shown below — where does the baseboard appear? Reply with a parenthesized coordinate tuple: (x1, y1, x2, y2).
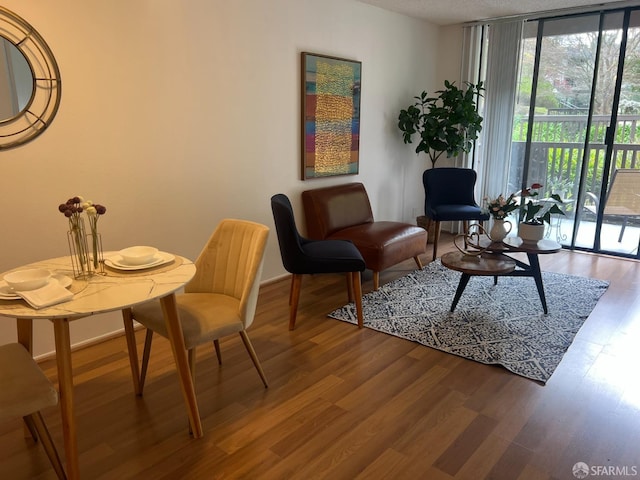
(32, 274, 293, 362)
(34, 322, 144, 362)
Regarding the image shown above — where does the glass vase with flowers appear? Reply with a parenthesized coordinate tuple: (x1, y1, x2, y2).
(58, 196, 107, 278)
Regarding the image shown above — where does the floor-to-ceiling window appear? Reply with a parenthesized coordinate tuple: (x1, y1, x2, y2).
(508, 7, 640, 259)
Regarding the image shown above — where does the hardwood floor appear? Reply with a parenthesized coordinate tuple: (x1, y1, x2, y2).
(2, 234, 640, 479)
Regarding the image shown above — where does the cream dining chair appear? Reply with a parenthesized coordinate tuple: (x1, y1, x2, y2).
(0, 343, 67, 479)
(123, 219, 270, 399)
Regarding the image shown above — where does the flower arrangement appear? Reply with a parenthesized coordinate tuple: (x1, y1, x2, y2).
(58, 196, 107, 275)
(485, 183, 565, 224)
(484, 193, 519, 220)
(520, 183, 565, 225)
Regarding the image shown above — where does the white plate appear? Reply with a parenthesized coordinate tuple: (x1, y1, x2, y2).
(0, 281, 18, 299)
(0, 274, 72, 300)
(105, 251, 175, 271)
(111, 255, 164, 268)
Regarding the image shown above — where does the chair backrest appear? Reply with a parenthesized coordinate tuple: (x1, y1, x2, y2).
(603, 169, 640, 216)
(423, 167, 479, 213)
(271, 194, 308, 274)
(0, 343, 58, 421)
(185, 219, 269, 328)
(301, 182, 374, 239)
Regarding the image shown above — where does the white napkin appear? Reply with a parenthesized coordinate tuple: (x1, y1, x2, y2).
(16, 280, 74, 309)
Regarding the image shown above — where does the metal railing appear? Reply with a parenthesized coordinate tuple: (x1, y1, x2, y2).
(511, 114, 640, 201)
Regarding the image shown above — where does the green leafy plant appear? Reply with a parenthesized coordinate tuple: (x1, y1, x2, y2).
(398, 80, 484, 167)
(520, 183, 565, 225)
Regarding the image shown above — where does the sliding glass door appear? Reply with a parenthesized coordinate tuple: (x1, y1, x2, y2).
(508, 7, 640, 258)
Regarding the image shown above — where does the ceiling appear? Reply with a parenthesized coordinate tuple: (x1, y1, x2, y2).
(354, 0, 639, 25)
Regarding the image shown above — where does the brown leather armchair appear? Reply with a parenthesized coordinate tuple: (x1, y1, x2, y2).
(302, 183, 427, 290)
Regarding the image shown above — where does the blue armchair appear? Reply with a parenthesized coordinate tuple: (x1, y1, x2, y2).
(423, 167, 489, 260)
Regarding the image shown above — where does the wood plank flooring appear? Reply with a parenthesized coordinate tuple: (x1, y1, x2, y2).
(2, 234, 640, 479)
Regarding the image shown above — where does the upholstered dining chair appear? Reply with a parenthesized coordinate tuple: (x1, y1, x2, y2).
(423, 167, 490, 261)
(123, 218, 270, 396)
(271, 193, 365, 329)
(0, 343, 66, 479)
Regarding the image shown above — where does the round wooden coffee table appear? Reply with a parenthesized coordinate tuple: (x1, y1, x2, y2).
(442, 236, 562, 314)
(440, 251, 516, 312)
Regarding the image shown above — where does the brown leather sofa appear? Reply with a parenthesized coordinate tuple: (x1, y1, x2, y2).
(301, 182, 427, 290)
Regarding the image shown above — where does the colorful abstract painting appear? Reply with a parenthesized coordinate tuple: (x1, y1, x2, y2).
(302, 52, 361, 179)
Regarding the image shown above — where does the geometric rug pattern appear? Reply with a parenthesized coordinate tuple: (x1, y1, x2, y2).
(329, 260, 609, 383)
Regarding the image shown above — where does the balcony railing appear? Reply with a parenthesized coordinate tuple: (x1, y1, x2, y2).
(511, 114, 640, 200)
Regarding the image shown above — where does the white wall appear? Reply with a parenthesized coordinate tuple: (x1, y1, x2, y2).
(0, 0, 460, 356)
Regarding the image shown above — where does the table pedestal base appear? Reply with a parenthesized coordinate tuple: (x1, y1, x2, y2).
(441, 250, 552, 314)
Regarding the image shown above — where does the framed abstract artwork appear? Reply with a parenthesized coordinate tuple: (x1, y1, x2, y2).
(301, 52, 361, 180)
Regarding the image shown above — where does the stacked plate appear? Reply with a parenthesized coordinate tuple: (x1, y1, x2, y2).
(105, 247, 175, 271)
(0, 274, 72, 301)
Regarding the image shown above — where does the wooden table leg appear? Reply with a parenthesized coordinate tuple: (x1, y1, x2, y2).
(53, 318, 80, 480)
(121, 308, 142, 396)
(450, 273, 472, 312)
(353, 271, 364, 329)
(527, 253, 549, 314)
(509, 254, 549, 314)
(17, 319, 34, 440)
(159, 293, 203, 438)
(16, 318, 33, 352)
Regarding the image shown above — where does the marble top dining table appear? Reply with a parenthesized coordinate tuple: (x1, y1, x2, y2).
(0, 253, 201, 480)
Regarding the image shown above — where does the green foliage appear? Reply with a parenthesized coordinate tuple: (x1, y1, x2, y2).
(508, 26, 640, 205)
(521, 184, 566, 225)
(397, 81, 484, 167)
(512, 117, 640, 144)
(511, 114, 640, 203)
(522, 195, 566, 224)
(530, 79, 559, 111)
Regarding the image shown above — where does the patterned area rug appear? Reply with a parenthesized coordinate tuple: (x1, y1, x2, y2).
(329, 260, 609, 383)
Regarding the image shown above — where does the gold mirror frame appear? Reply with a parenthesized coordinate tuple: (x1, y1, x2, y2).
(0, 6, 61, 151)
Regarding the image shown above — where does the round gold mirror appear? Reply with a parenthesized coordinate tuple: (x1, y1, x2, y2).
(0, 6, 61, 151)
(1, 37, 34, 119)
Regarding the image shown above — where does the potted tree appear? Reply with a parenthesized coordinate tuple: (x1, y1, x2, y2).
(397, 80, 484, 168)
(398, 80, 484, 241)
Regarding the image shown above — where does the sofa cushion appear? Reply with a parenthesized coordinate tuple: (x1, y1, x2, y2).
(327, 221, 427, 272)
(430, 204, 486, 221)
(301, 183, 427, 276)
(302, 183, 374, 238)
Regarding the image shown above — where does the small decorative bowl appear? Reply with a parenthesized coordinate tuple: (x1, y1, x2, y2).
(4, 268, 51, 291)
(118, 246, 159, 265)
